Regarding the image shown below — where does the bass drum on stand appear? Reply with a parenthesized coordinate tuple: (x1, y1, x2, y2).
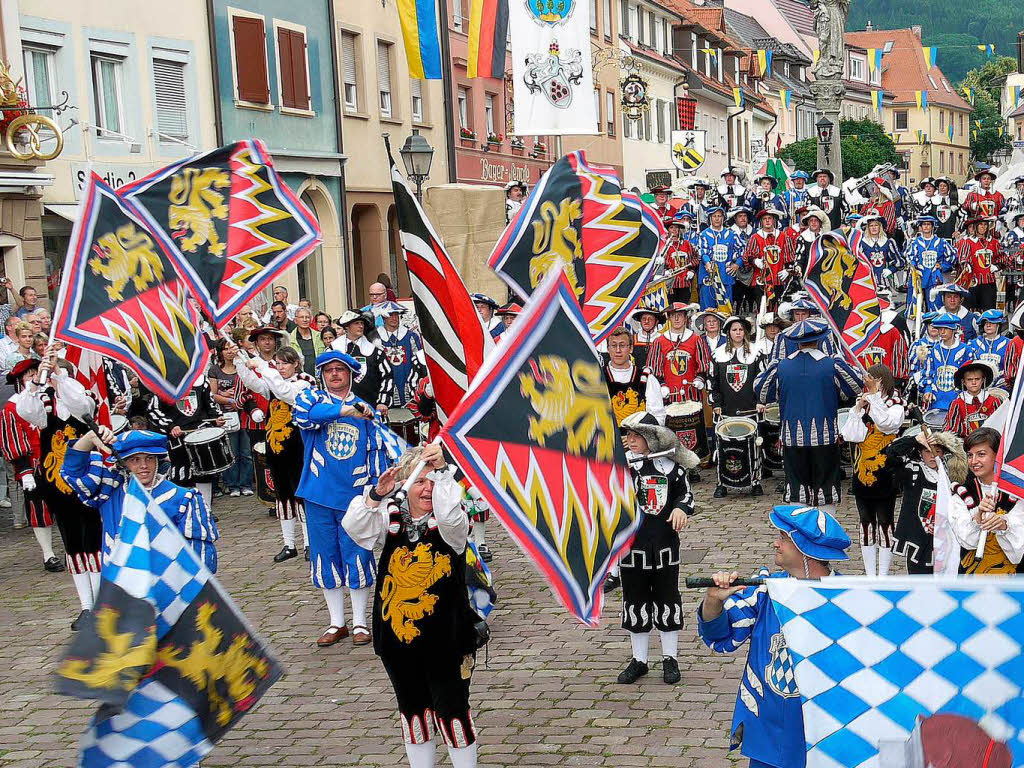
(760, 404, 784, 471)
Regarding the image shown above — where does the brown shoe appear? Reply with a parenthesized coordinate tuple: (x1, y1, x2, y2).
(316, 625, 349, 647)
(352, 625, 371, 646)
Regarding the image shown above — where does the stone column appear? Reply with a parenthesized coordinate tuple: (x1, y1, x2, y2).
(811, 80, 845, 181)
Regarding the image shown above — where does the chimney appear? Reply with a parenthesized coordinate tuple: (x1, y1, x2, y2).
(911, 25, 922, 40)
(865, 20, 874, 32)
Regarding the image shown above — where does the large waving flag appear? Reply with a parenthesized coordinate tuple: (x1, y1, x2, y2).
(489, 150, 664, 344)
(52, 174, 210, 402)
(120, 140, 321, 328)
(389, 156, 491, 422)
(467, 0, 509, 78)
(768, 577, 1024, 768)
(440, 269, 638, 625)
(55, 478, 282, 767)
(63, 346, 112, 429)
(804, 230, 881, 363)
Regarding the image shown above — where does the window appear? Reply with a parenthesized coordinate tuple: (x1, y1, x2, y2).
(928, 75, 938, 89)
(590, 0, 598, 32)
(657, 18, 665, 54)
(959, 154, 965, 176)
(656, 99, 666, 143)
(939, 110, 944, 132)
(594, 88, 601, 132)
(341, 32, 358, 111)
(484, 93, 495, 135)
(377, 41, 393, 117)
(22, 46, 56, 117)
(849, 56, 864, 81)
(620, 0, 629, 38)
(230, 13, 270, 104)
(644, 107, 652, 141)
(939, 152, 944, 172)
(410, 78, 424, 122)
(628, 5, 638, 42)
(717, 48, 723, 81)
(894, 110, 908, 131)
(959, 113, 964, 136)
(152, 57, 188, 139)
(636, 7, 645, 44)
(783, 60, 790, 78)
(649, 13, 656, 50)
(277, 25, 310, 111)
(603, 0, 613, 38)
(453, 0, 464, 31)
(734, 55, 740, 83)
(457, 86, 469, 130)
(606, 90, 615, 135)
(91, 54, 125, 135)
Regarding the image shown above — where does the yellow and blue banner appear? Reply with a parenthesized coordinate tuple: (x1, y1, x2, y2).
(922, 46, 937, 69)
(915, 90, 928, 111)
(1014, 85, 1022, 109)
(397, 0, 442, 79)
(916, 130, 926, 145)
(948, 122, 954, 141)
(733, 87, 744, 109)
(871, 90, 883, 113)
(978, 43, 995, 57)
(757, 49, 773, 77)
(779, 89, 791, 110)
(963, 86, 975, 105)
(867, 48, 883, 74)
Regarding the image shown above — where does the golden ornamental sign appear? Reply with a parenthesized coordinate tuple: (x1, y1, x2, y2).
(0, 60, 66, 161)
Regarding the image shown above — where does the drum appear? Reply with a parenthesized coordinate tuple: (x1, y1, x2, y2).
(388, 407, 420, 446)
(922, 410, 947, 433)
(183, 427, 234, 476)
(110, 414, 129, 435)
(221, 410, 240, 432)
(760, 404, 784, 470)
(251, 442, 275, 507)
(665, 401, 709, 462)
(715, 417, 761, 490)
(837, 408, 853, 467)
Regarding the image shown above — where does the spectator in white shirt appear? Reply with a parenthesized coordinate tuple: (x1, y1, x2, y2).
(261, 285, 299, 323)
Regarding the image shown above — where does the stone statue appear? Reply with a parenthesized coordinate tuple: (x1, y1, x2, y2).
(810, 0, 849, 81)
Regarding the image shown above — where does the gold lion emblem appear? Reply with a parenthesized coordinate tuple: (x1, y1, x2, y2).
(266, 400, 293, 455)
(518, 355, 615, 461)
(817, 236, 858, 310)
(89, 223, 165, 302)
(44, 425, 77, 495)
(380, 543, 452, 644)
(529, 197, 585, 299)
(57, 606, 157, 692)
(611, 389, 641, 425)
(168, 167, 231, 257)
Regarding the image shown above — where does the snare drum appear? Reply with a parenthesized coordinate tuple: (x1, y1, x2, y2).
(715, 417, 761, 489)
(760, 404, 783, 470)
(110, 414, 129, 435)
(388, 407, 420, 446)
(251, 442, 275, 507)
(923, 409, 947, 432)
(221, 410, 240, 432)
(665, 400, 709, 462)
(184, 427, 234, 476)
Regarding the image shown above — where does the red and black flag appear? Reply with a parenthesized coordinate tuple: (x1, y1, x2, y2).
(52, 174, 210, 402)
(120, 140, 321, 328)
(488, 150, 665, 343)
(440, 270, 639, 625)
(55, 478, 282, 767)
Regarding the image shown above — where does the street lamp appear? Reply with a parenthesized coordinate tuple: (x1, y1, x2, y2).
(816, 116, 835, 163)
(399, 129, 435, 202)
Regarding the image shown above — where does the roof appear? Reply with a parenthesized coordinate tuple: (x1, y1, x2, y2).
(773, 0, 815, 37)
(621, 38, 688, 75)
(666, 0, 742, 51)
(845, 28, 972, 111)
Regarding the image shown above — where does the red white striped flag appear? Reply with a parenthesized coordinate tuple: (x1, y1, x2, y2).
(389, 159, 492, 422)
(63, 345, 112, 429)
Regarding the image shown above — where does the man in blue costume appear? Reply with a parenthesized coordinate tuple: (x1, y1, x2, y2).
(697, 504, 851, 768)
(292, 349, 401, 648)
(698, 207, 744, 311)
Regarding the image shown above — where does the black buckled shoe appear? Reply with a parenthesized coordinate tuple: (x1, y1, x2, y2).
(44, 556, 65, 573)
(751, 484, 765, 497)
(273, 546, 298, 563)
(713, 485, 728, 498)
(71, 609, 90, 632)
(775, 479, 787, 494)
(662, 657, 681, 684)
(617, 658, 649, 684)
(688, 469, 702, 482)
(602, 574, 621, 593)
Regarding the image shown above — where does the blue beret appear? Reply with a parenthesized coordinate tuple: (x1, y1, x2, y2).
(930, 312, 962, 329)
(113, 429, 168, 457)
(770, 505, 850, 561)
(315, 350, 362, 374)
(783, 319, 830, 344)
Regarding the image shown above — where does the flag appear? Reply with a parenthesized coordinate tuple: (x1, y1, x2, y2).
(63, 346, 113, 429)
(1014, 85, 1022, 108)
(999, 125, 1006, 136)
(389, 157, 491, 423)
(976, 119, 983, 129)
(489, 150, 664, 344)
(52, 174, 210, 402)
(756, 49, 773, 77)
(917, 129, 925, 144)
(768, 577, 1024, 768)
(871, 90, 883, 113)
(440, 269, 638, 625)
(639, 279, 668, 314)
(55, 478, 282, 767)
(973, 129, 979, 141)
(978, 43, 995, 57)
(923, 46, 937, 69)
(510, 0, 597, 134)
(803, 230, 881, 360)
(915, 90, 928, 111)
(948, 122, 955, 141)
(813, 49, 820, 66)
(394, 0, 442, 78)
(996, 344, 1024, 497)
(120, 140, 321, 328)
(467, 0, 509, 78)
(779, 89, 791, 110)
(965, 86, 975, 105)
(932, 457, 960, 576)
(733, 87, 745, 109)
(700, 48, 719, 61)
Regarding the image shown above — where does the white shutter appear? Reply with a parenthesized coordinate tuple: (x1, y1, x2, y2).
(410, 77, 423, 121)
(153, 58, 188, 138)
(341, 33, 357, 86)
(377, 41, 392, 116)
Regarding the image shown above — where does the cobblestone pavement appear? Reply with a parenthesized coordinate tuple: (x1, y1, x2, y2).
(0, 474, 876, 767)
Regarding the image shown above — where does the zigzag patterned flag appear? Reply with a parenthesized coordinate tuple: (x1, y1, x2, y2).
(767, 577, 1024, 768)
(440, 269, 638, 625)
(52, 175, 210, 402)
(489, 150, 664, 344)
(120, 140, 321, 328)
(804, 230, 881, 362)
(55, 477, 282, 767)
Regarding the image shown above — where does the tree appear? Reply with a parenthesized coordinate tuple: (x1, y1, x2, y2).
(958, 56, 1015, 163)
(779, 119, 900, 178)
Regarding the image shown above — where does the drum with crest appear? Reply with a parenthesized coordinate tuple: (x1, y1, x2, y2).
(760, 404, 784, 470)
(184, 427, 234, 476)
(250, 441, 275, 507)
(110, 414, 129, 435)
(388, 407, 420, 446)
(665, 401, 709, 462)
(715, 417, 762, 490)
(922, 409, 947, 433)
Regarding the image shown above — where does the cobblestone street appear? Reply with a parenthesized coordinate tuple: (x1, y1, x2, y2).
(0, 479, 870, 767)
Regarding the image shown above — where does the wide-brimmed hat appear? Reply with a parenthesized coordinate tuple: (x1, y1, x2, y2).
(247, 325, 286, 342)
(504, 180, 528, 193)
(722, 315, 752, 336)
(5, 357, 39, 385)
(632, 306, 666, 322)
(314, 349, 362, 374)
(666, 301, 700, 315)
(802, 207, 831, 232)
(978, 308, 1006, 327)
(727, 206, 752, 223)
(337, 310, 368, 328)
(756, 208, 785, 222)
(470, 293, 499, 309)
(372, 300, 407, 317)
(930, 312, 963, 329)
(650, 184, 672, 194)
(769, 505, 851, 561)
(721, 168, 740, 178)
(974, 169, 997, 181)
(918, 176, 936, 189)
(696, 309, 727, 327)
(754, 174, 778, 189)
(782, 319, 830, 344)
(932, 283, 969, 300)
(812, 168, 835, 184)
(954, 359, 996, 390)
(845, 212, 863, 224)
(113, 429, 169, 458)
(1004, 210, 1024, 226)
(789, 170, 810, 181)
(498, 302, 523, 317)
(965, 215, 996, 229)
(620, 412, 699, 469)
(758, 312, 782, 328)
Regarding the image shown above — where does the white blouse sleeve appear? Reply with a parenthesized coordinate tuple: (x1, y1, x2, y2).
(948, 491, 982, 549)
(645, 373, 666, 426)
(236, 359, 271, 397)
(865, 393, 905, 435)
(430, 467, 470, 553)
(14, 388, 46, 428)
(996, 499, 1024, 565)
(53, 372, 96, 421)
(262, 367, 312, 406)
(342, 492, 388, 550)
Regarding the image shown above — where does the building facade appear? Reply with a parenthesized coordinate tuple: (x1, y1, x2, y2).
(209, 0, 346, 313)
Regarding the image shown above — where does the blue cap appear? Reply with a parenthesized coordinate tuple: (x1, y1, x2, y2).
(845, 212, 863, 223)
(934, 282, 969, 298)
(315, 349, 362, 374)
(922, 310, 939, 323)
(705, 205, 726, 217)
(782, 319, 830, 344)
(470, 293, 498, 308)
(930, 312, 962, 329)
(113, 429, 168, 458)
(770, 505, 851, 561)
(980, 308, 1006, 325)
(372, 300, 407, 316)
(913, 215, 940, 226)
(790, 170, 810, 181)
(672, 206, 694, 221)
(789, 297, 818, 312)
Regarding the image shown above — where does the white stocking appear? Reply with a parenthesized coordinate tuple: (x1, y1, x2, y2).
(878, 546, 893, 577)
(280, 517, 296, 549)
(630, 631, 650, 664)
(70, 572, 94, 610)
(471, 520, 486, 548)
(861, 545, 877, 577)
(32, 526, 55, 561)
(404, 741, 436, 768)
(299, 510, 308, 548)
(195, 482, 213, 509)
(660, 630, 679, 660)
(88, 571, 101, 600)
(350, 585, 371, 629)
(322, 587, 346, 628)
(447, 742, 477, 768)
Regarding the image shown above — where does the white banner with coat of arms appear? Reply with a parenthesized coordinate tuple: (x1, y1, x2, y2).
(510, 0, 598, 135)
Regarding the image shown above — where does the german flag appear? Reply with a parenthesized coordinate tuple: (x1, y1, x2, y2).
(467, 0, 509, 78)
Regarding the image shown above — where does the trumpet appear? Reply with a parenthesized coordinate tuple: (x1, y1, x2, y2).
(758, 190, 772, 203)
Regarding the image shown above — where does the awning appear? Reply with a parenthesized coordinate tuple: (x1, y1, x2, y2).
(44, 203, 79, 221)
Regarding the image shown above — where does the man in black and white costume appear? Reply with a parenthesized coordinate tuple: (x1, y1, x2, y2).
(332, 310, 395, 417)
(807, 169, 844, 230)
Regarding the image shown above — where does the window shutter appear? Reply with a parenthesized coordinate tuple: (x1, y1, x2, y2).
(277, 28, 295, 107)
(153, 58, 188, 137)
(377, 41, 392, 101)
(232, 15, 269, 103)
(279, 28, 309, 109)
(341, 33, 357, 87)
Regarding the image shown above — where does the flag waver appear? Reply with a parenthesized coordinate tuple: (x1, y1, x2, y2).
(441, 270, 638, 625)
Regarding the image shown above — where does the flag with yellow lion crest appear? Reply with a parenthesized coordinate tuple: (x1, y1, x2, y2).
(440, 269, 638, 625)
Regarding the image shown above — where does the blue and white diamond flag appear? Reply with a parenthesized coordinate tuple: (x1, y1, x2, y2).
(768, 577, 1024, 768)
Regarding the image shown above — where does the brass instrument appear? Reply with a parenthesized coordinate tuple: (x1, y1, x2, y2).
(758, 189, 771, 203)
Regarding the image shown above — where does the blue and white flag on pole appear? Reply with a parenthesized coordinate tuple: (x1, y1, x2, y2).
(768, 577, 1024, 768)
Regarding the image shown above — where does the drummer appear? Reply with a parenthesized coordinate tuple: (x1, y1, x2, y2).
(604, 326, 665, 428)
(646, 302, 712, 405)
(944, 360, 1004, 440)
